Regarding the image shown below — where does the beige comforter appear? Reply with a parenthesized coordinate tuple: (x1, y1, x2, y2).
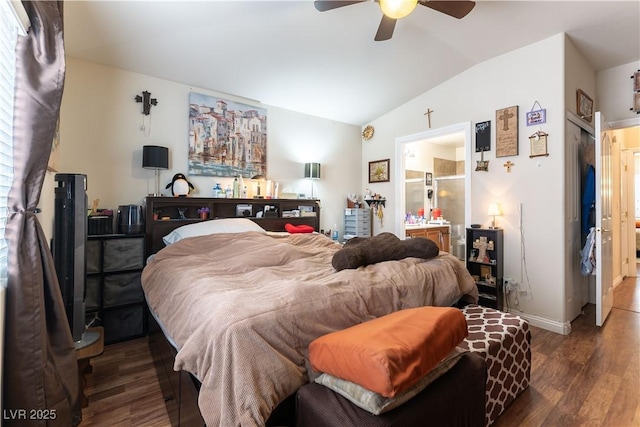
(141, 231, 477, 427)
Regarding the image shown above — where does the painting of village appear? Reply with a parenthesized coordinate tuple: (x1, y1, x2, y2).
(188, 92, 267, 178)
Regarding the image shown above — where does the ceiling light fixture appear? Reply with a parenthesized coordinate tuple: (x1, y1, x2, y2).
(379, 0, 418, 19)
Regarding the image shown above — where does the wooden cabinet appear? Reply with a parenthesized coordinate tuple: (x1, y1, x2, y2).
(405, 225, 450, 252)
(86, 234, 146, 344)
(144, 197, 320, 259)
(465, 228, 504, 310)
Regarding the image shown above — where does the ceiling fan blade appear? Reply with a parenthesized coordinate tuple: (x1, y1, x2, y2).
(374, 15, 397, 41)
(419, 1, 475, 19)
(314, 1, 366, 12)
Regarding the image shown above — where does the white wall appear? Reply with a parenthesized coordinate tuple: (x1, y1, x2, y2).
(597, 60, 640, 123)
(365, 34, 570, 331)
(40, 58, 362, 241)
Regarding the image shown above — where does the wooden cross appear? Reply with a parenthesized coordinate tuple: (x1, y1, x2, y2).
(498, 109, 514, 131)
(503, 160, 514, 172)
(424, 109, 433, 128)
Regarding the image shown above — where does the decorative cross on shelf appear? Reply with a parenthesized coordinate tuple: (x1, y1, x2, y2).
(503, 160, 514, 172)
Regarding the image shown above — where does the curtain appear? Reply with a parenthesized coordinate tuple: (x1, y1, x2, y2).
(3, 1, 81, 426)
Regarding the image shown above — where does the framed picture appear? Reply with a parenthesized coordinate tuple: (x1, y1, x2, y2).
(634, 92, 640, 113)
(368, 159, 390, 183)
(425, 172, 433, 186)
(634, 71, 640, 92)
(577, 89, 593, 122)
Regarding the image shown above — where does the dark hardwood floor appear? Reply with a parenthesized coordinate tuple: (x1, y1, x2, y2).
(79, 336, 171, 426)
(80, 278, 640, 427)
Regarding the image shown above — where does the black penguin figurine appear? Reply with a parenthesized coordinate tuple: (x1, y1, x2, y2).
(166, 173, 194, 197)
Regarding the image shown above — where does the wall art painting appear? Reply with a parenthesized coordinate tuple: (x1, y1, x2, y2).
(369, 159, 390, 183)
(188, 92, 267, 178)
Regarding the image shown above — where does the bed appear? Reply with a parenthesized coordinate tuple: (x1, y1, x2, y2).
(141, 219, 478, 427)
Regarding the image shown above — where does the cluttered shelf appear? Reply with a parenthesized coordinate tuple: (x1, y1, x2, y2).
(144, 197, 320, 259)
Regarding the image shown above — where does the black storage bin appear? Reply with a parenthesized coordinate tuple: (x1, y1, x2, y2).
(103, 305, 145, 344)
(103, 272, 144, 307)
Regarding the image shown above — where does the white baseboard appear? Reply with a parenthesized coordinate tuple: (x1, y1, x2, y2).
(506, 307, 572, 335)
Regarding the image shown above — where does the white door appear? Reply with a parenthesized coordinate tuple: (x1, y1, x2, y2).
(595, 111, 614, 326)
(622, 150, 636, 277)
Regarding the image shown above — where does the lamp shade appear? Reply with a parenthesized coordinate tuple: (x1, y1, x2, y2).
(142, 145, 169, 169)
(487, 203, 502, 216)
(304, 162, 321, 179)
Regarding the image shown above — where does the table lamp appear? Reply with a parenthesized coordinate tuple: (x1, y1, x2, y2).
(142, 145, 169, 196)
(304, 162, 321, 198)
(487, 202, 502, 229)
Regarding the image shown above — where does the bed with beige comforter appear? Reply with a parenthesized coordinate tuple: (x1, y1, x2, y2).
(141, 231, 477, 427)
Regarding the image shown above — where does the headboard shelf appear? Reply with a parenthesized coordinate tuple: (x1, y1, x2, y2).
(144, 196, 321, 258)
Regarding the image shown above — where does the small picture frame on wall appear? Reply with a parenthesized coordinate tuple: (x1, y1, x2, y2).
(368, 159, 390, 183)
(425, 172, 433, 186)
(577, 89, 594, 122)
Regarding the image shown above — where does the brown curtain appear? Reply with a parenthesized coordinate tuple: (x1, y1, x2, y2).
(3, 1, 81, 426)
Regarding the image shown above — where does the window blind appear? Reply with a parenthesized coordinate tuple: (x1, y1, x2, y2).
(0, 0, 19, 291)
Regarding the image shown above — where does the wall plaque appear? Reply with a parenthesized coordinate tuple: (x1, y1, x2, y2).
(475, 120, 491, 152)
(496, 106, 518, 158)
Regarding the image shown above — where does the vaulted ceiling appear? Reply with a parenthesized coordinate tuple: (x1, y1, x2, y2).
(63, 1, 640, 126)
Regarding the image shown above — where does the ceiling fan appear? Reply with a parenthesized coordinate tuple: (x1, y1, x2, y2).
(314, 0, 475, 41)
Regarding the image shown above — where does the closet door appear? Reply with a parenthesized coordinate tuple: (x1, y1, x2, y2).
(595, 111, 614, 326)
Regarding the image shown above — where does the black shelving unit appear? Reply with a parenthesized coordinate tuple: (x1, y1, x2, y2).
(465, 228, 504, 310)
(86, 233, 146, 344)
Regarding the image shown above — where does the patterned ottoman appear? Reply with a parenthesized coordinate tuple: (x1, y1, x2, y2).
(458, 305, 531, 426)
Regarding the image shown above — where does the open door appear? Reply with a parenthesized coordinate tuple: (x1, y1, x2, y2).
(595, 111, 614, 326)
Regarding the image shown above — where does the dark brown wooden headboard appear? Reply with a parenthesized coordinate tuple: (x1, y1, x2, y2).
(144, 196, 320, 259)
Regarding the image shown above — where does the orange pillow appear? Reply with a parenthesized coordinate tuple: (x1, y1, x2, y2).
(309, 307, 468, 398)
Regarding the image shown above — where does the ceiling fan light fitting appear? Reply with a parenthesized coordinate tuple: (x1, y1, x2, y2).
(379, 0, 418, 19)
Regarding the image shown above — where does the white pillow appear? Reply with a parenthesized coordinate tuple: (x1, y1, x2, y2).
(162, 218, 266, 245)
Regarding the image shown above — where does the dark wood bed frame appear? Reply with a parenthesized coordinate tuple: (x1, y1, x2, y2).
(143, 196, 320, 426)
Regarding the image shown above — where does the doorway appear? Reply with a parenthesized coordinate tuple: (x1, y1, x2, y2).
(394, 122, 472, 252)
(613, 121, 640, 280)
